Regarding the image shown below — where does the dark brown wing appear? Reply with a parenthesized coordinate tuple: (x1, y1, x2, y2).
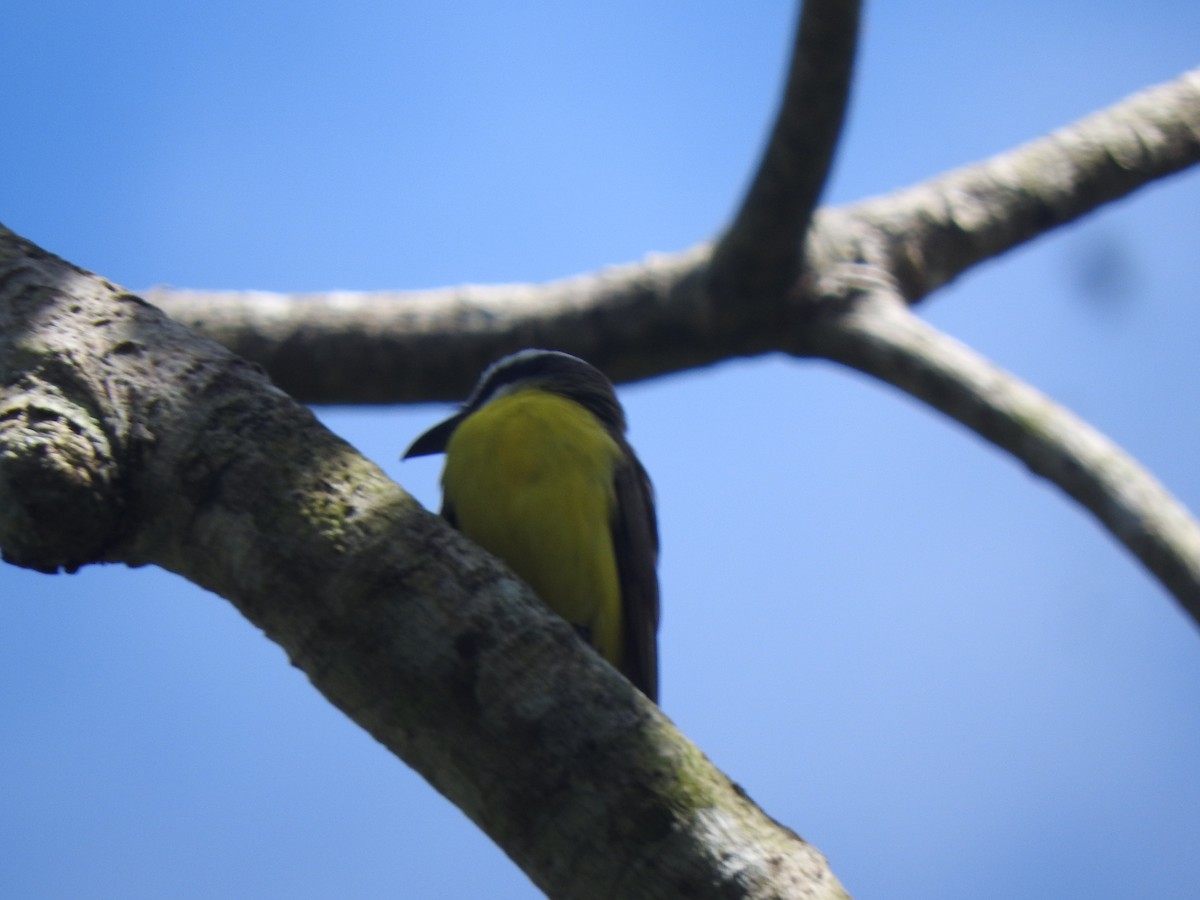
(611, 445, 660, 703)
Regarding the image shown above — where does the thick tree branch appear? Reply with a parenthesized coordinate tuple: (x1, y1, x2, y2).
(0, 226, 850, 900)
(829, 66, 1200, 302)
(709, 0, 861, 302)
(804, 276, 1200, 627)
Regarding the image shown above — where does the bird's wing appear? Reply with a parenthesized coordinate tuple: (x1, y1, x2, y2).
(611, 448, 660, 703)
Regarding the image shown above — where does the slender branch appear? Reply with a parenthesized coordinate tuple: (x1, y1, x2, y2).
(709, 0, 862, 302)
(144, 248, 721, 404)
(806, 281, 1200, 627)
(830, 67, 1200, 302)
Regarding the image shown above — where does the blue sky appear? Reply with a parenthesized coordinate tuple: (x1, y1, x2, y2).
(3, 2, 1200, 898)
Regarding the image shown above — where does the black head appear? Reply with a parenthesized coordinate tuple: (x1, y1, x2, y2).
(402, 350, 625, 458)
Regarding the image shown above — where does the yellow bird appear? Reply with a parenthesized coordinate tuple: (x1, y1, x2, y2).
(403, 349, 660, 702)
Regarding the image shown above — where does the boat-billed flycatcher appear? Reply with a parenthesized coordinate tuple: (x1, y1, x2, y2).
(403, 349, 660, 702)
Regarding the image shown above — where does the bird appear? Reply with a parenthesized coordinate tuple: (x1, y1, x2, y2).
(403, 349, 660, 702)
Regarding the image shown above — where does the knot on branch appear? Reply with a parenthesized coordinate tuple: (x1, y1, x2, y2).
(0, 378, 121, 573)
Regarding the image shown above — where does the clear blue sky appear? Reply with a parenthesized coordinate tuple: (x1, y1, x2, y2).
(3, 3, 1200, 898)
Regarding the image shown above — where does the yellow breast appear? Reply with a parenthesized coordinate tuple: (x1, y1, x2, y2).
(442, 389, 625, 666)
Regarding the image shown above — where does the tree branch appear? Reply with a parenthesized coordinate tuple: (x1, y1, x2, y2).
(709, 0, 861, 302)
(145, 68, 1199, 406)
(804, 275, 1200, 628)
(145, 248, 719, 404)
(829, 66, 1200, 302)
(0, 225, 850, 900)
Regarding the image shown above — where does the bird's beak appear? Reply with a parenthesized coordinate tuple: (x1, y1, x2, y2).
(402, 412, 467, 459)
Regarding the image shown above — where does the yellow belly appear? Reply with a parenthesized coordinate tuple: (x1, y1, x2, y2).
(442, 389, 625, 665)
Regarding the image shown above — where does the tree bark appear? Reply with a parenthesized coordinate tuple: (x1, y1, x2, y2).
(0, 226, 849, 900)
(5, 4, 1200, 894)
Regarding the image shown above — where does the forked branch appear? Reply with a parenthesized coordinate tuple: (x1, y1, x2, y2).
(146, 69, 1200, 406)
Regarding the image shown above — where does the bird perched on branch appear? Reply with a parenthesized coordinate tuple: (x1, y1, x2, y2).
(403, 349, 660, 702)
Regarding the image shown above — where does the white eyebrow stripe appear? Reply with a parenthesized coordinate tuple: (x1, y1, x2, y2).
(474, 379, 526, 409)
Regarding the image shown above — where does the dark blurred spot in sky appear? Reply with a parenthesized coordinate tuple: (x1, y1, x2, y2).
(1066, 228, 1139, 312)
